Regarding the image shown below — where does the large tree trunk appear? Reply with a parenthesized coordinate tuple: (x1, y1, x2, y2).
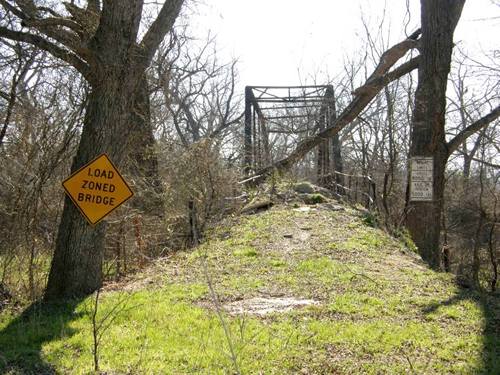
(45, 1, 159, 300)
(406, 0, 465, 269)
(0, 1, 184, 301)
(45, 77, 137, 299)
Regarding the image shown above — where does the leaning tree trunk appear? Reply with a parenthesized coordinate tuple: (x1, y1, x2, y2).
(406, 0, 465, 269)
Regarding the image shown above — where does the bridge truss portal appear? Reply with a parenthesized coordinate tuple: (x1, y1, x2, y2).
(243, 85, 342, 185)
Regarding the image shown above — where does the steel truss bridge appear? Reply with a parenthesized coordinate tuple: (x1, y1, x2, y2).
(243, 85, 376, 208)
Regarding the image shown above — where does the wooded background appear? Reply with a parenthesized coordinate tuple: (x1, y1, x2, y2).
(0, 0, 498, 303)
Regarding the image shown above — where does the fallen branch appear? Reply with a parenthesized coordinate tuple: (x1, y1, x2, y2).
(248, 31, 421, 185)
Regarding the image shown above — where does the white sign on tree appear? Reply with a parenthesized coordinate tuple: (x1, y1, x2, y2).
(410, 157, 433, 201)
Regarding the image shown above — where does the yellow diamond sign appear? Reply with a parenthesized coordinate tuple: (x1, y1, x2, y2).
(62, 153, 133, 225)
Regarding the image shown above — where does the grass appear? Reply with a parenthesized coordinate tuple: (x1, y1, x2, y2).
(233, 246, 259, 257)
(0, 253, 52, 302)
(1, 203, 498, 374)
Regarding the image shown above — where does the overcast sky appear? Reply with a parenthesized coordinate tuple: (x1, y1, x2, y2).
(191, 0, 500, 87)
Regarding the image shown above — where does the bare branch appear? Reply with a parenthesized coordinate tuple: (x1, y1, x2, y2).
(0, 0, 27, 20)
(139, 0, 184, 68)
(22, 17, 83, 34)
(0, 26, 91, 80)
(454, 150, 500, 169)
(446, 104, 500, 156)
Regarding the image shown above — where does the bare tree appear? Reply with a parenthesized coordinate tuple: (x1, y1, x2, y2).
(152, 27, 241, 147)
(0, 46, 84, 300)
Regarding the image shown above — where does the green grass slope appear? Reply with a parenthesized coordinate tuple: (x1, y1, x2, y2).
(1, 204, 498, 374)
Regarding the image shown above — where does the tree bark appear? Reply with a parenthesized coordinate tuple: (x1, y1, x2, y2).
(0, 1, 184, 300)
(43, 1, 183, 300)
(45, 78, 136, 299)
(406, 0, 465, 269)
